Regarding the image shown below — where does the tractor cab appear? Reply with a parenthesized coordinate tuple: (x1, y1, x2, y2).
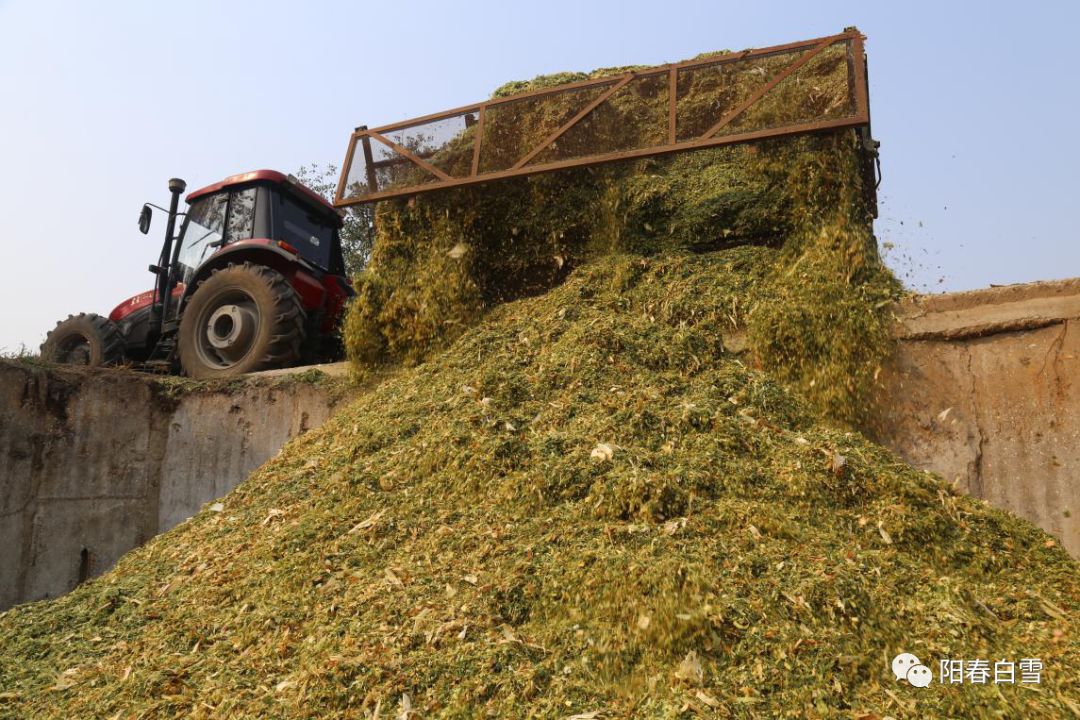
(176, 170, 347, 287)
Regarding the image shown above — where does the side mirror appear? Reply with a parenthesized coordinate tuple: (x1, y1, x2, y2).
(138, 205, 152, 235)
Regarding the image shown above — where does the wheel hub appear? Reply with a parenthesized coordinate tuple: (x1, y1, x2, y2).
(206, 304, 256, 351)
(197, 300, 260, 368)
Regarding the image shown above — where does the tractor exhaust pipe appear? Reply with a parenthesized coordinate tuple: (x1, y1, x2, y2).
(163, 178, 187, 260)
(151, 178, 186, 329)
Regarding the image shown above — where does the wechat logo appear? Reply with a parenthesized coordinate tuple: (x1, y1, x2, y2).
(893, 652, 932, 688)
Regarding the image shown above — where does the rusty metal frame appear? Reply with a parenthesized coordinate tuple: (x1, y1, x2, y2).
(510, 74, 634, 170)
(335, 28, 869, 207)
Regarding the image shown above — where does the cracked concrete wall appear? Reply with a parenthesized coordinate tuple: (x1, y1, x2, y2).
(870, 278, 1080, 557)
(0, 362, 342, 610)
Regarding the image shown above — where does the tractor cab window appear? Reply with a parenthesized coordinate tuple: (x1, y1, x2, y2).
(177, 188, 259, 286)
(225, 187, 257, 242)
(275, 195, 334, 270)
(177, 193, 226, 283)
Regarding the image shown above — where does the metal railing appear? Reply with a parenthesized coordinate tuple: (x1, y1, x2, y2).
(334, 28, 870, 207)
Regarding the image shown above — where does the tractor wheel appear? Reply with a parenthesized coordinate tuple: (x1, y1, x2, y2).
(41, 313, 125, 367)
(178, 261, 306, 379)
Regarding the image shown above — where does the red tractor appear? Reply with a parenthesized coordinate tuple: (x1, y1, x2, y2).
(41, 170, 354, 378)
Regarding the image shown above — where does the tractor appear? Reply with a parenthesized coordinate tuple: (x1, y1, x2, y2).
(41, 170, 354, 378)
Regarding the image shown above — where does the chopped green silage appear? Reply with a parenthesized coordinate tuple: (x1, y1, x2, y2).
(345, 126, 896, 424)
(1, 252, 1077, 719)
(3, 53, 1077, 719)
(344, 52, 895, 423)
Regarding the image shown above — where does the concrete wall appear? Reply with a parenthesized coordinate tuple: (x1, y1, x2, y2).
(0, 362, 343, 610)
(870, 278, 1080, 557)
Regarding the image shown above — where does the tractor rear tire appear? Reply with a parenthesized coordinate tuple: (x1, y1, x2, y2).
(178, 262, 306, 379)
(41, 313, 125, 367)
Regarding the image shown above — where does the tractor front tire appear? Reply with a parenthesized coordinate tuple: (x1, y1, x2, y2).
(178, 262, 306, 379)
(41, 313, 125, 367)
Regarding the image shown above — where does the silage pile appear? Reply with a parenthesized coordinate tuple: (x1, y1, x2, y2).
(344, 52, 894, 424)
(2, 59, 1079, 720)
(2, 250, 1078, 718)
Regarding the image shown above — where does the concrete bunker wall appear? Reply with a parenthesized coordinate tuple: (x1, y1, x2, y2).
(869, 277, 1080, 558)
(0, 364, 341, 610)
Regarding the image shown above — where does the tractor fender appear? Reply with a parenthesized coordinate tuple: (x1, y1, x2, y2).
(109, 285, 184, 323)
(179, 242, 327, 312)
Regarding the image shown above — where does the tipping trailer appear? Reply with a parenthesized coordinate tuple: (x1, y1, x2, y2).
(331, 28, 877, 211)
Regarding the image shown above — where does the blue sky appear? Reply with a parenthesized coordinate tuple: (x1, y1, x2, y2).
(1, 0, 1078, 352)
